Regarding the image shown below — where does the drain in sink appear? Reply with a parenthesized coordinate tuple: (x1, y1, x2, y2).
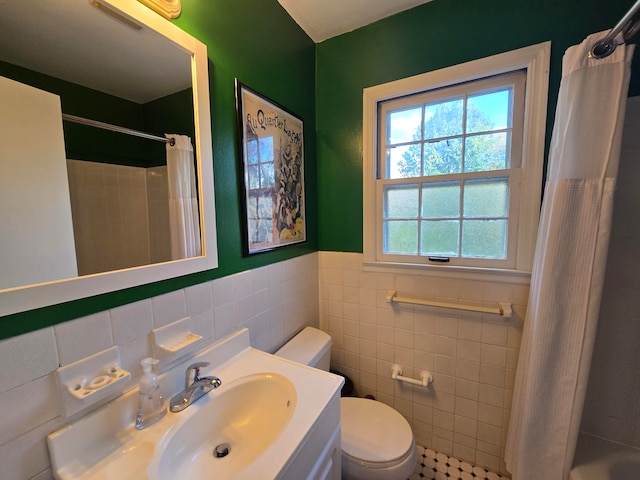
(214, 443, 231, 458)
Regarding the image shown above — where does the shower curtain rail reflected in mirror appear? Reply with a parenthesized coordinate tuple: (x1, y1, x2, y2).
(62, 113, 176, 146)
(591, 0, 640, 58)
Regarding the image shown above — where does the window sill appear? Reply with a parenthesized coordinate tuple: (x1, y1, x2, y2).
(362, 260, 531, 285)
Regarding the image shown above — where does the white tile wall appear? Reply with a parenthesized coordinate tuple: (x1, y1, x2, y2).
(0, 253, 318, 480)
(319, 252, 528, 475)
(0, 328, 59, 393)
(54, 311, 113, 366)
(67, 160, 158, 276)
(151, 289, 188, 328)
(110, 300, 154, 345)
(580, 96, 640, 448)
(146, 166, 171, 264)
(0, 417, 63, 480)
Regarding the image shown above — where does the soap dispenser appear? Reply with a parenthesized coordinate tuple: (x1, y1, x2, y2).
(135, 357, 167, 430)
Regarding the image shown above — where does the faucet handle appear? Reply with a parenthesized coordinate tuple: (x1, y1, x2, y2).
(185, 362, 210, 387)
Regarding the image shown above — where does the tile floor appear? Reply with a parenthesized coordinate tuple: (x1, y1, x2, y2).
(409, 446, 510, 480)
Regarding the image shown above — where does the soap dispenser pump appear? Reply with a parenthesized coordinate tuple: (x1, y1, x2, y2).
(135, 357, 167, 430)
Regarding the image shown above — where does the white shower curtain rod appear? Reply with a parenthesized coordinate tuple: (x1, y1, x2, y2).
(62, 113, 176, 146)
(591, 0, 640, 58)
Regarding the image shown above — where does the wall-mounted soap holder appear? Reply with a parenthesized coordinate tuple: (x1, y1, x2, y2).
(152, 316, 202, 360)
(56, 346, 131, 416)
(66, 366, 129, 402)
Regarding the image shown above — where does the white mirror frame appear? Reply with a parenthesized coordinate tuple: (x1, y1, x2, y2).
(0, 0, 217, 317)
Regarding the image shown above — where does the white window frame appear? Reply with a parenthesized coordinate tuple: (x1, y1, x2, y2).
(363, 42, 550, 283)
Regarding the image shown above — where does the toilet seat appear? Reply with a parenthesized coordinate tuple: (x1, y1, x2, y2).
(340, 397, 415, 466)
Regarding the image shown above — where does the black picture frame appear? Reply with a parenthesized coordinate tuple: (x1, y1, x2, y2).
(235, 80, 307, 255)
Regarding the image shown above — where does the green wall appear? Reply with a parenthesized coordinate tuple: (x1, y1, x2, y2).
(0, 60, 152, 167)
(0, 0, 316, 339)
(4, 0, 639, 339)
(173, 0, 318, 274)
(143, 88, 196, 167)
(316, 0, 640, 252)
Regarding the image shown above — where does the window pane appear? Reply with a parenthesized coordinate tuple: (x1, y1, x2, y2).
(260, 163, 274, 188)
(424, 98, 463, 140)
(424, 138, 462, 175)
(463, 178, 508, 218)
(464, 132, 509, 172)
(462, 219, 506, 258)
(384, 184, 419, 218)
(248, 165, 260, 189)
(421, 220, 459, 256)
(422, 181, 460, 218)
(249, 219, 273, 244)
(247, 192, 273, 244)
(259, 137, 274, 161)
(247, 139, 258, 164)
(384, 220, 418, 254)
(467, 89, 511, 133)
(248, 193, 271, 216)
(387, 144, 421, 179)
(257, 195, 272, 218)
(387, 106, 422, 144)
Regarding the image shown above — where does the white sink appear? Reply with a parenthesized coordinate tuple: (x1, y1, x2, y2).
(48, 328, 343, 480)
(152, 373, 297, 479)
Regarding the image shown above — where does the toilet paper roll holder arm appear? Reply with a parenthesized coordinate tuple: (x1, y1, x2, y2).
(391, 364, 433, 387)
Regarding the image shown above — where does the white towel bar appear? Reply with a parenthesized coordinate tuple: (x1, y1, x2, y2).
(386, 290, 512, 318)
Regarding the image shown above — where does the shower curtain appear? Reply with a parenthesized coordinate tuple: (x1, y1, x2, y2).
(505, 31, 633, 479)
(166, 134, 201, 260)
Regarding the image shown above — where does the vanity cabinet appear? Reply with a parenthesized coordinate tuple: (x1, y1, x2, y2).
(279, 392, 341, 479)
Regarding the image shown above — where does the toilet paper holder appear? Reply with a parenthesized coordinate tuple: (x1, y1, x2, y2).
(391, 364, 433, 387)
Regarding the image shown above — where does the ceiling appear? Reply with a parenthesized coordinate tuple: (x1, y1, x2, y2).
(277, 0, 433, 43)
(0, 0, 432, 103)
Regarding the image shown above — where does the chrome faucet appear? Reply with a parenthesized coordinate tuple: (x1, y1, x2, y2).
(169, 362, 221, 413)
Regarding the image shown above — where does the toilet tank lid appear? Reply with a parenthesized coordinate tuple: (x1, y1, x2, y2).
(275, 327, 332, 367)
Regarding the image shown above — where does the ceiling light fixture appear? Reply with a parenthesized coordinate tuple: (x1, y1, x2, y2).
(137, 0, 181, 19)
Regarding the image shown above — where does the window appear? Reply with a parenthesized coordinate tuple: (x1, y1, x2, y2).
(363, 43, 550, 278)
(380, 72, 524, 268)
(246, 134, 275, 244)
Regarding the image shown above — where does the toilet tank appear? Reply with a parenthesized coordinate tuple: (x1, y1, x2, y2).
(274, 327, 332, 371)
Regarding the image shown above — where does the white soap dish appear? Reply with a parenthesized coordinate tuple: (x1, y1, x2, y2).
(158, 332, 202, 354)
(56, 346, 131, 415)
(152, 316, 202, 360)
(66, 366, 130, 402)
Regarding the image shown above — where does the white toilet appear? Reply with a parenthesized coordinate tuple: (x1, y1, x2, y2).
(275, 327, 417, 480)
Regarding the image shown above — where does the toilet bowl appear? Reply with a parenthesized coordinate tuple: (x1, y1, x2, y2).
(341, 397, 417, 480)
(275, 327, 417, 480)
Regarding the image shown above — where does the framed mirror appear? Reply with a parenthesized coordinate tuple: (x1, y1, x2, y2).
(0, 0, 218, 317)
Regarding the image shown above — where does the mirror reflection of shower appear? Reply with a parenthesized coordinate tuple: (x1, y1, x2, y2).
(0, 0, 198, 283)
(64, 119, 198, 276)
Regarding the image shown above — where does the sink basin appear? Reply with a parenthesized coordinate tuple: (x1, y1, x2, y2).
(151, 373, 297, 479)
(48, 328, 343, 480)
